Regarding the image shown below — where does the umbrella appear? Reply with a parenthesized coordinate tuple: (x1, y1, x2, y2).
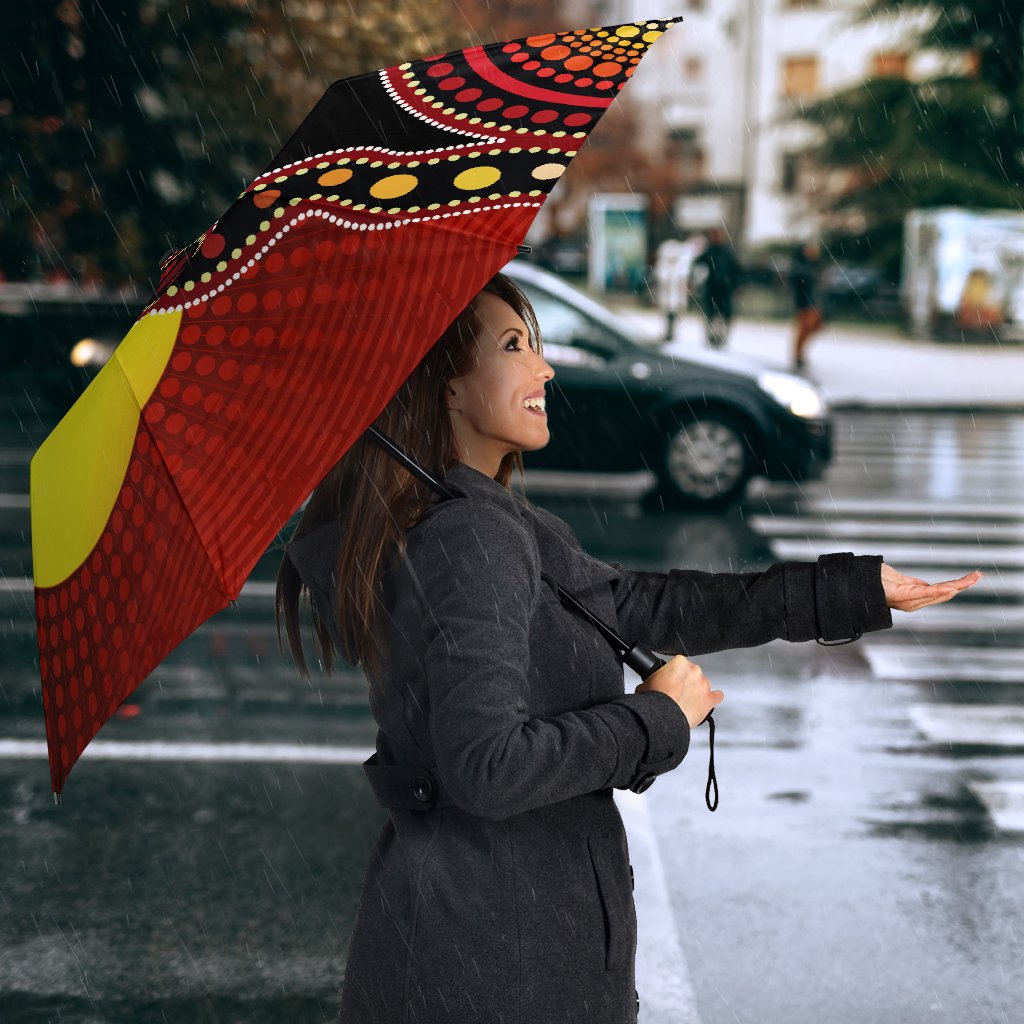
(30, 15, 684, 799)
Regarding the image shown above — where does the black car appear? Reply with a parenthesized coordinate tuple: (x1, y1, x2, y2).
(504, 260, 832, 508)
(18, 265, 832, 510)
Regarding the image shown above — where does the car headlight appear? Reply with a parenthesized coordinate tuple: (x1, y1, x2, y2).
(70, 338, 115, 368)
(757, 371, 828, 419)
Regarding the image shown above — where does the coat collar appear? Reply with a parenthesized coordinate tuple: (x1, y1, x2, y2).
(286, 461, 624, 643)
(284, 462, 526, 634)
(433, 459, 531, 520)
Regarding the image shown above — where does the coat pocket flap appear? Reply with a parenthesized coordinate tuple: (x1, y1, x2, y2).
(587, 835, 629, 971)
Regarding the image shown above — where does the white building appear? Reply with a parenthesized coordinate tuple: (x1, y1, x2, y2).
(613, 0, 934, 250)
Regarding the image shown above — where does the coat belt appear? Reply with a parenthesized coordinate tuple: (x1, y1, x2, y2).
(363, 751, 457, 811)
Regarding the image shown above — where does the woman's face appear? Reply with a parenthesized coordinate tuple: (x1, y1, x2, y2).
(446, 291, 555, 478)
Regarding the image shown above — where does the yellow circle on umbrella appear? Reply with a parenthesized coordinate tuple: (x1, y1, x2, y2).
(369, 174, 418, 199)
(532, 163, 566, 180)
(616, 25, 640, 37)
(30, 309, 184, 588)
(318, 168, 353, 187)
(454, 166, 501, 191)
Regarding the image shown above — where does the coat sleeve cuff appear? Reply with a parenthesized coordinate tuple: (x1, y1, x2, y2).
(604, 691, 690, 793)
(814, 552, 892, 643)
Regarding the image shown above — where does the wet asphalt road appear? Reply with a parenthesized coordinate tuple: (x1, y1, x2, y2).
(1, 398, 1022, 1023)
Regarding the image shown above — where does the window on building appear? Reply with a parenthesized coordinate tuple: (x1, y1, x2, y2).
(781, 152, 799, 195)
(781, 56, 819, 98)
(684, 56, 703, 81)
(871, 51, 908, 79)
(669, 128, 706, 181)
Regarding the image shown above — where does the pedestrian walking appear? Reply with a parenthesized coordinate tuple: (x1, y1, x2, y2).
(653, 237, 700, 341)
(790, 240, 824, 369)
(277, 272, 982, 1024)
(691, 227, 742, 349)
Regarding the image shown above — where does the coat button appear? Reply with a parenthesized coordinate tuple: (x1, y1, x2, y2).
(631, 773, 656, 794)
(412, 775, 435, 802)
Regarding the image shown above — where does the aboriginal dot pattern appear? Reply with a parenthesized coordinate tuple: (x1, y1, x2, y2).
(38, 17, 680, 794)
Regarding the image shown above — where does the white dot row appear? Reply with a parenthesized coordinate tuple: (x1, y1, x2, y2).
(379, 68, 507, 145)
(147, 202, 543, 315)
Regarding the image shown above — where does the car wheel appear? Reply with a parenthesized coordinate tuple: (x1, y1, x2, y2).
(655, 410, 754, 508)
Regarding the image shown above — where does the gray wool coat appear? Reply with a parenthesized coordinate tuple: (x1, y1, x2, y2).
(286, 459, 893, 1024)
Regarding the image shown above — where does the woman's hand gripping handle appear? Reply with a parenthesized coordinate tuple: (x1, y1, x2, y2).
(626, 647, 724, 810)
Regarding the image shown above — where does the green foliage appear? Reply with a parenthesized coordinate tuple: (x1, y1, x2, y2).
(1, 0, 289, 287)
(790, 0, 1024, 276)
(0, 0, 470, 289)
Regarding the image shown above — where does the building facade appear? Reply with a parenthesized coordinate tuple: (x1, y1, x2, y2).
(614, 0, 933, 251)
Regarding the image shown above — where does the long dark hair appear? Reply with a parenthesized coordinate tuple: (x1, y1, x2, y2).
(275, 272, 543, 685)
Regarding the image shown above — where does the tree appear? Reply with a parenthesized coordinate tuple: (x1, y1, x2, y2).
(788, 0, 1024, 277)
(0, 0, 468, 289)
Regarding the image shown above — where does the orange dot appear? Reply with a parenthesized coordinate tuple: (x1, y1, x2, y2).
(593, 62, 620, 77)
(564, 55, 592, 71)
(526, 34, 556, 47)
(541, 45, 571, 61)
(318, 168, 353, 187)
(253, 189, 280, 209)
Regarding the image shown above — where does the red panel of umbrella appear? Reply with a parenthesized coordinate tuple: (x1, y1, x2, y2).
(30, 17, 683, 798)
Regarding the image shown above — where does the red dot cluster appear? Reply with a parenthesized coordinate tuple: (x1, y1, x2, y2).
(37, 425, 225, 793)
(38, 195, 541, 794)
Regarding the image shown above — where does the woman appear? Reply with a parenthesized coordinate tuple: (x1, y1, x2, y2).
(277, 272, 980, 1023)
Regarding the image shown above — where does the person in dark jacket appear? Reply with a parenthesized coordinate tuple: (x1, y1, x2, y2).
(691, 227, 742, 348)
(790, 240, 824, 369)
(276, 273, 981, 1024)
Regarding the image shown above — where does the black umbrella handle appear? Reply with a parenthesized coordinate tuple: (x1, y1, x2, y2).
(625, 643, 717, 812)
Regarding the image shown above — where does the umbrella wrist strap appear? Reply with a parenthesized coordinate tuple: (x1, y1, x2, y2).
(705, 714, 718, 812)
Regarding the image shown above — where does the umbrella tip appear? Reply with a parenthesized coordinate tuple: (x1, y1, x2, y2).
(229, 599, 239, 610)
(517, 245, 532, 255)
(53, 792, 62, 806)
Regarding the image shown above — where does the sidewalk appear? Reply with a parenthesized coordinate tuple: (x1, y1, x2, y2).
(604, 301, 1024, 411)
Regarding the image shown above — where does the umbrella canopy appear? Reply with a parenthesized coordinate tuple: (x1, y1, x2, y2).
(30, 16, 683, 797)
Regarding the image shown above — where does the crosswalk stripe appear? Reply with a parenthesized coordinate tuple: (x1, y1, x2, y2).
(908, 704, 1024, 747)
(767, 539, 1024, 567)
(0, 739, 376, 763)
(885, 605, 1024, 632)
(795, 497, 1024, 519)
(616, 790, 702, 1023)
(967, 781, 1024, 833)
(748, 516, 1024, 542)
(864, 645, 1024, 683)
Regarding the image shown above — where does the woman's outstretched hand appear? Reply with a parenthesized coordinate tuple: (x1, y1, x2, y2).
(881, 564, 983, 612)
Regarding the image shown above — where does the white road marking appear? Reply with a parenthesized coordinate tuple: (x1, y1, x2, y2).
(748, 516, 1024, 542)
(907, 705, 1024, 748)
(794, 498, 1024, 520)
(885, 605, 1024, 633)
(615, 787, 702, 1024)
(767, 539, 1024, 568)
(967, 781, 1024, 833)
(0, 739, 375, 763)
(864, 645, 1024, 683)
